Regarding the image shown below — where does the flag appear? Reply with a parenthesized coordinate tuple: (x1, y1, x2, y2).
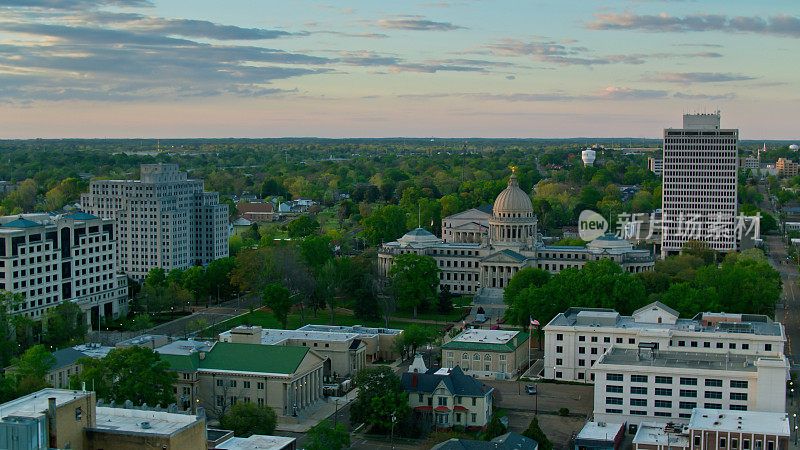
(431, 218, 434, 227)
(530, 318, 540, 328)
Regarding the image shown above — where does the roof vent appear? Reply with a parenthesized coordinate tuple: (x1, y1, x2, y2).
(140, 421, 151, 429)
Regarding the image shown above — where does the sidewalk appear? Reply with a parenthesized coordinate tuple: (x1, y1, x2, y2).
(275, 388, 359, 433)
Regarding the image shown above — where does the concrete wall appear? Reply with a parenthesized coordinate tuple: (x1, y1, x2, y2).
(85, 419, 207, 450)
(53, 393, 96, 450)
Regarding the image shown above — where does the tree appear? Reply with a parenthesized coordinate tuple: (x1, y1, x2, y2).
(397, 324, 435, 358)
(437, 285, 453, 314)
(69, 346, 177, 407)
(350, 366, 410, 433)
(183, 266, 209, 304)
(316, 259, 344, 324)
(206, 257, 235, 301)
(219, 402, 277, 437)
(43, 302, 85, 349)
(262, 282, 293, 329)
(287, 215, 320, 238)
(503, 267, 550, 305)
(361, 205, 408, 245)
(230, 248, 273, 294)
(13, 345, 55, 396)
(522, 416, 553, 450)
(483, 415, 508, 441)
(299, 235, 333, 268)
(306, 420, 350, 450)
(389, 253, 440, 319)
(144, 267, 166, 287)
(683, 240, 717, 265)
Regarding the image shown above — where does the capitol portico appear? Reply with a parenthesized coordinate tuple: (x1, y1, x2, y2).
(378, 169, 655, 315)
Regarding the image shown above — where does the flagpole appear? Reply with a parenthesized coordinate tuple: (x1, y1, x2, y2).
(528, 320, 532, 378)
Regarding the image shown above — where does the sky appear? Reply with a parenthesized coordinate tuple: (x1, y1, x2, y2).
(0, 0, 797, 139)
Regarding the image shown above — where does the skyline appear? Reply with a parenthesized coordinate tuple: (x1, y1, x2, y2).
(0, 0, 798, 139)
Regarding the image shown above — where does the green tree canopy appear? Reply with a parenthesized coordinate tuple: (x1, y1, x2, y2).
(350, 366, 410, 434)
(361, 205, 408, 245)
(522, 416, 553, 450)
(261, 282, 293, 329)
(219, 402, 277, 438)
(287, 215, 320, 238)
(389, 253, 440, 319)
(306, 420, 350, 450)
(69, 346, 177, 407)
(13, 345, 55, 396)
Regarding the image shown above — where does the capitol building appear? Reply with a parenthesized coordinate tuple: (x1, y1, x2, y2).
(378, 169, 655, 313)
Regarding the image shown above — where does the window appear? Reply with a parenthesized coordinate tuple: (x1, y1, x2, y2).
(655, 388, 672, 396)
(630, 410, 646, 416)
(628, 338, 635, 344)
(631, 375, 648, 383)
(695, 437, 702, 446)
(731, 380, 748, 389)
(419, 394, 423, 402)
(472, 398, 477, 406)
(438, 397, 448, 406)
(705, 379, 722, 387)
(616, 338, 622, 344)
(680, 377, 697, 386)
(705, 403, 722, 409)
(730, 405, 748, 411)
(654, 411, 671, 417)
(75, 407, 82, 421)
(631, 387, 647, 395)
(556, 358, 563, 365)
(742, 344, 749, 350)
(578, 347, 586, 354)
(705, 391, 722, 399)
(765, 344, 772, 352)
(556, 333, 563, 341)
(606, 397, 623, 405)
(607, 374, 623, 382)
(743, 440, 750, 450)
(243, 381, 251, 389)
(606, 408, 623, 414)
(606, 385, 623, 393)
(556, 346, 563, 353)
(604, 337, 610, 343)
(720, 438, 727, 448)
(578, 359, 585, 367)
(216, 379, 224, 387)
(230, 380, 237, 388)
(716, 342, 724, 349)
(729, 343, 736, 349)
(630, 398, 647, 407)
(579, 336, 586, 342)
(655, 376, 672, 384)
(591, 336, 598, 343)
(680, 390, 697, 398)
(731, 392, 748, 401)
(679, 401, 697, 409)
(257, 382, 264, 390)
(471, 413, 476, 423)
(654, 400, 672, 408)
(590, 348, 598, 355)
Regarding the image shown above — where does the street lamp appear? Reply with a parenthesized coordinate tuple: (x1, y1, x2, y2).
(390, 412, 397, 450)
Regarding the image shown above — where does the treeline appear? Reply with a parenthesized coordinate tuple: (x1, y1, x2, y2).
(504, 246, 782, 330)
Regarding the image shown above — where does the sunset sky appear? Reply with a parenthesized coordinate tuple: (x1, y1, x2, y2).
(0, 0, 797, 139)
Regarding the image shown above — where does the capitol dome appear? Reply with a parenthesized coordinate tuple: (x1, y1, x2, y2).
(492, 169, 533, 217)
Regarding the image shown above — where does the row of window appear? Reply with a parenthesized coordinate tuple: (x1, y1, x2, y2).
(606, 373, 749, 388)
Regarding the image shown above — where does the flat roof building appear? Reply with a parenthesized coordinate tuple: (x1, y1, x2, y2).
(544, 301, 785, 382)
(296, 324, 403, 362)
(441, 329, 529, 379)
(592, 346, 788, 426)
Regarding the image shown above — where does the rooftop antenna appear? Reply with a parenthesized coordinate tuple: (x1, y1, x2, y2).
(418, 203, 421, 229)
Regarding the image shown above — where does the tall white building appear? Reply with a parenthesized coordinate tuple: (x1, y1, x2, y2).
(661, 113, 738, 256)
(543, 302, 785, 383)
(81, 164, 229, 280)
(0, 213, 128, 323)
(592, 347, 788, 426)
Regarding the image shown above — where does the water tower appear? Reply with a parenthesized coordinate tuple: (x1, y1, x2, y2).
(581, 148, 596, 167)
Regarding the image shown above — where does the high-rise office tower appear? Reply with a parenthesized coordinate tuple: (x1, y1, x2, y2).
(81, 164, 229, 280)
(661, 113, 738, 256)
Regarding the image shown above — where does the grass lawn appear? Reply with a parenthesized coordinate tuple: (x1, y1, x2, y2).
(201, 309, 444, 337)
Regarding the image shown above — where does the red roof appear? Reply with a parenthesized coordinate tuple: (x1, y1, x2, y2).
(236, 202, 274, 214)
(434, 406, 450, 412)
(414, 406, 432, 412)
(453, 406, 468, 412)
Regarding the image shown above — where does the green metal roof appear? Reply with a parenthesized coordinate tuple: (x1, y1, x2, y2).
(1, 218, 41, 228)
(160, 353, 200, 372)
(441, 331, 529, 352)
(197, 342, 309, 375)
(65, 212, 99, 220)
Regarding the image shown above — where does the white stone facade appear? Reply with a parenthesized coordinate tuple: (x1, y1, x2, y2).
(592, 347, 788, 426)
(544, 302, 786, 383)
(0, 213, 128, 323)
(80, 164, 229, 280)
(662, 113, 738, 255)
(378, 170, 655, 297)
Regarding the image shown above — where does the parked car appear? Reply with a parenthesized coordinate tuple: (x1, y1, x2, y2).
(525, 385, 537, 395)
